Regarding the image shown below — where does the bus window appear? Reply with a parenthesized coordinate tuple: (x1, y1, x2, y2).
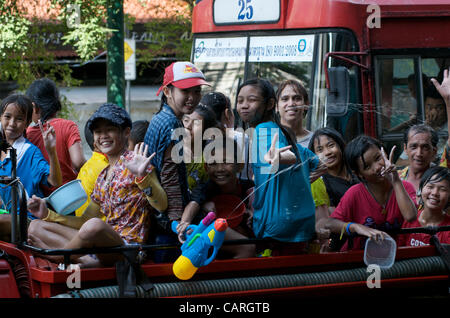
(376, 57, 419, 135)
(422, 57, 450, 159)
(376, 55, 450, 163)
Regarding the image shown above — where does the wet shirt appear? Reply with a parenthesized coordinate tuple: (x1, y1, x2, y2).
(251, 121, 319, 242)
(331, 181, 417, 250)
(91, 150, 153, 243)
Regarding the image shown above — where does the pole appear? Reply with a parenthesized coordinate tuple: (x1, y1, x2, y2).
(107, 0, 125, 108)
(126, 80, 131, 113)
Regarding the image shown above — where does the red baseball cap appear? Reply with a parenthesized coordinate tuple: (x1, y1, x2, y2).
(156, 61, 210, 96)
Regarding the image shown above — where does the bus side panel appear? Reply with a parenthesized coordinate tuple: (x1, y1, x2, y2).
(370, 17, 450, 49)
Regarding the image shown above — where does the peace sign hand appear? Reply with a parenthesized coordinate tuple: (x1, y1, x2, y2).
(125, 142, 156, 178)
(380, 146, 398, 184)
(263, 132, 292, 166)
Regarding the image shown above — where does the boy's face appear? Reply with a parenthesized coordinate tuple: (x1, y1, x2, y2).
(183, 111, 203, 146)
(276, 84, 307, 122)
(92, 119, 129, 157)
(205, 150, 241, 187)
(425, 97, 446, 128)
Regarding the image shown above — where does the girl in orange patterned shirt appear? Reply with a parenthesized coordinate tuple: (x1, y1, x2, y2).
(27, 103, 167, 267)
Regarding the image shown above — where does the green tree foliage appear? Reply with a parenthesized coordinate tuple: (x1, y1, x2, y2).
(0, 0, 194, 89)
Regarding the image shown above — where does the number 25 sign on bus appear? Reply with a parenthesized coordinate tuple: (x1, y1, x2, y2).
(213, 0, 280, 25)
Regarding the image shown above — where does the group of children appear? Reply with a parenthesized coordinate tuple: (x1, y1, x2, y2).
(0, 62, 449, 267)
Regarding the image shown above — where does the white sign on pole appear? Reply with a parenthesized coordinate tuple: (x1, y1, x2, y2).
(124, 38, 136, 81)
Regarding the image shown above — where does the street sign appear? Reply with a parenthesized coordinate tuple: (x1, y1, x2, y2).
(124, 38, 136, 81)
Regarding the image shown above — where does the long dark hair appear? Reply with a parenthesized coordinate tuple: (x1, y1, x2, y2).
(26, 78, 62, 123)
(200, 91, 231, 124)
(157, 84, 173, 114)
(237, 78, 300, 161)
(344, 135, 382, 178)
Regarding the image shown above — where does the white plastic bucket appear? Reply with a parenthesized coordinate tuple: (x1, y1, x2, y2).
(364, 235, 397, 269)
(45, 180, 87, 215)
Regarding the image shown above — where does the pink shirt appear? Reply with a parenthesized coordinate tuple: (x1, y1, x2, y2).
(331, 181, 417, 250)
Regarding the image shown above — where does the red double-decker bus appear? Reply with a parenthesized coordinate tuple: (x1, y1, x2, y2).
(191, 0, 450, 157)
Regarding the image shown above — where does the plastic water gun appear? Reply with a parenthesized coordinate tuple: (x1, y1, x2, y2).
(171, 212, 228, 280)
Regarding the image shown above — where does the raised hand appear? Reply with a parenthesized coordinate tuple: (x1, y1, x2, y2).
(125, 142, 156, 178)
(39, 120, 56, 151)
(431, 67, 450, 103)
(380, 146, 397, 184)
(263, 133, 292, 166)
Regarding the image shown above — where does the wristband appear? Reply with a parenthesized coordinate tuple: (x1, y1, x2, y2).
(346, 222, 354, 235)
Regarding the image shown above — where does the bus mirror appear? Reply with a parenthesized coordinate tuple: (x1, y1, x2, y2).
(326, 66, 350, 116)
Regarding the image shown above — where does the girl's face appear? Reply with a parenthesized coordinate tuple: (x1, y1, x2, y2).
(421, 177, 450, 212)
(1, 103, 28, 143)
(92, 119, 129, 157)
(276, 84, 306, 123)
(237, 85, 270, 126)
(356, 145, 385, 183)
(164, 86, 202, 118)
(313, 135, 342, 170)
(183, 111, 204, 145)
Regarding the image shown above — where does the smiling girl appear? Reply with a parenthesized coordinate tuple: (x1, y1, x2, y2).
(323, 135, 417, 250)
(144, 62, 210, 230)
(309, 128, 359, 212)
(236, 78, 325, 253)
(175, 104, 221, 241)
(0, 94, 61, 211)
(400, 165, 450, 246)
(0, 93, 62, 241)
